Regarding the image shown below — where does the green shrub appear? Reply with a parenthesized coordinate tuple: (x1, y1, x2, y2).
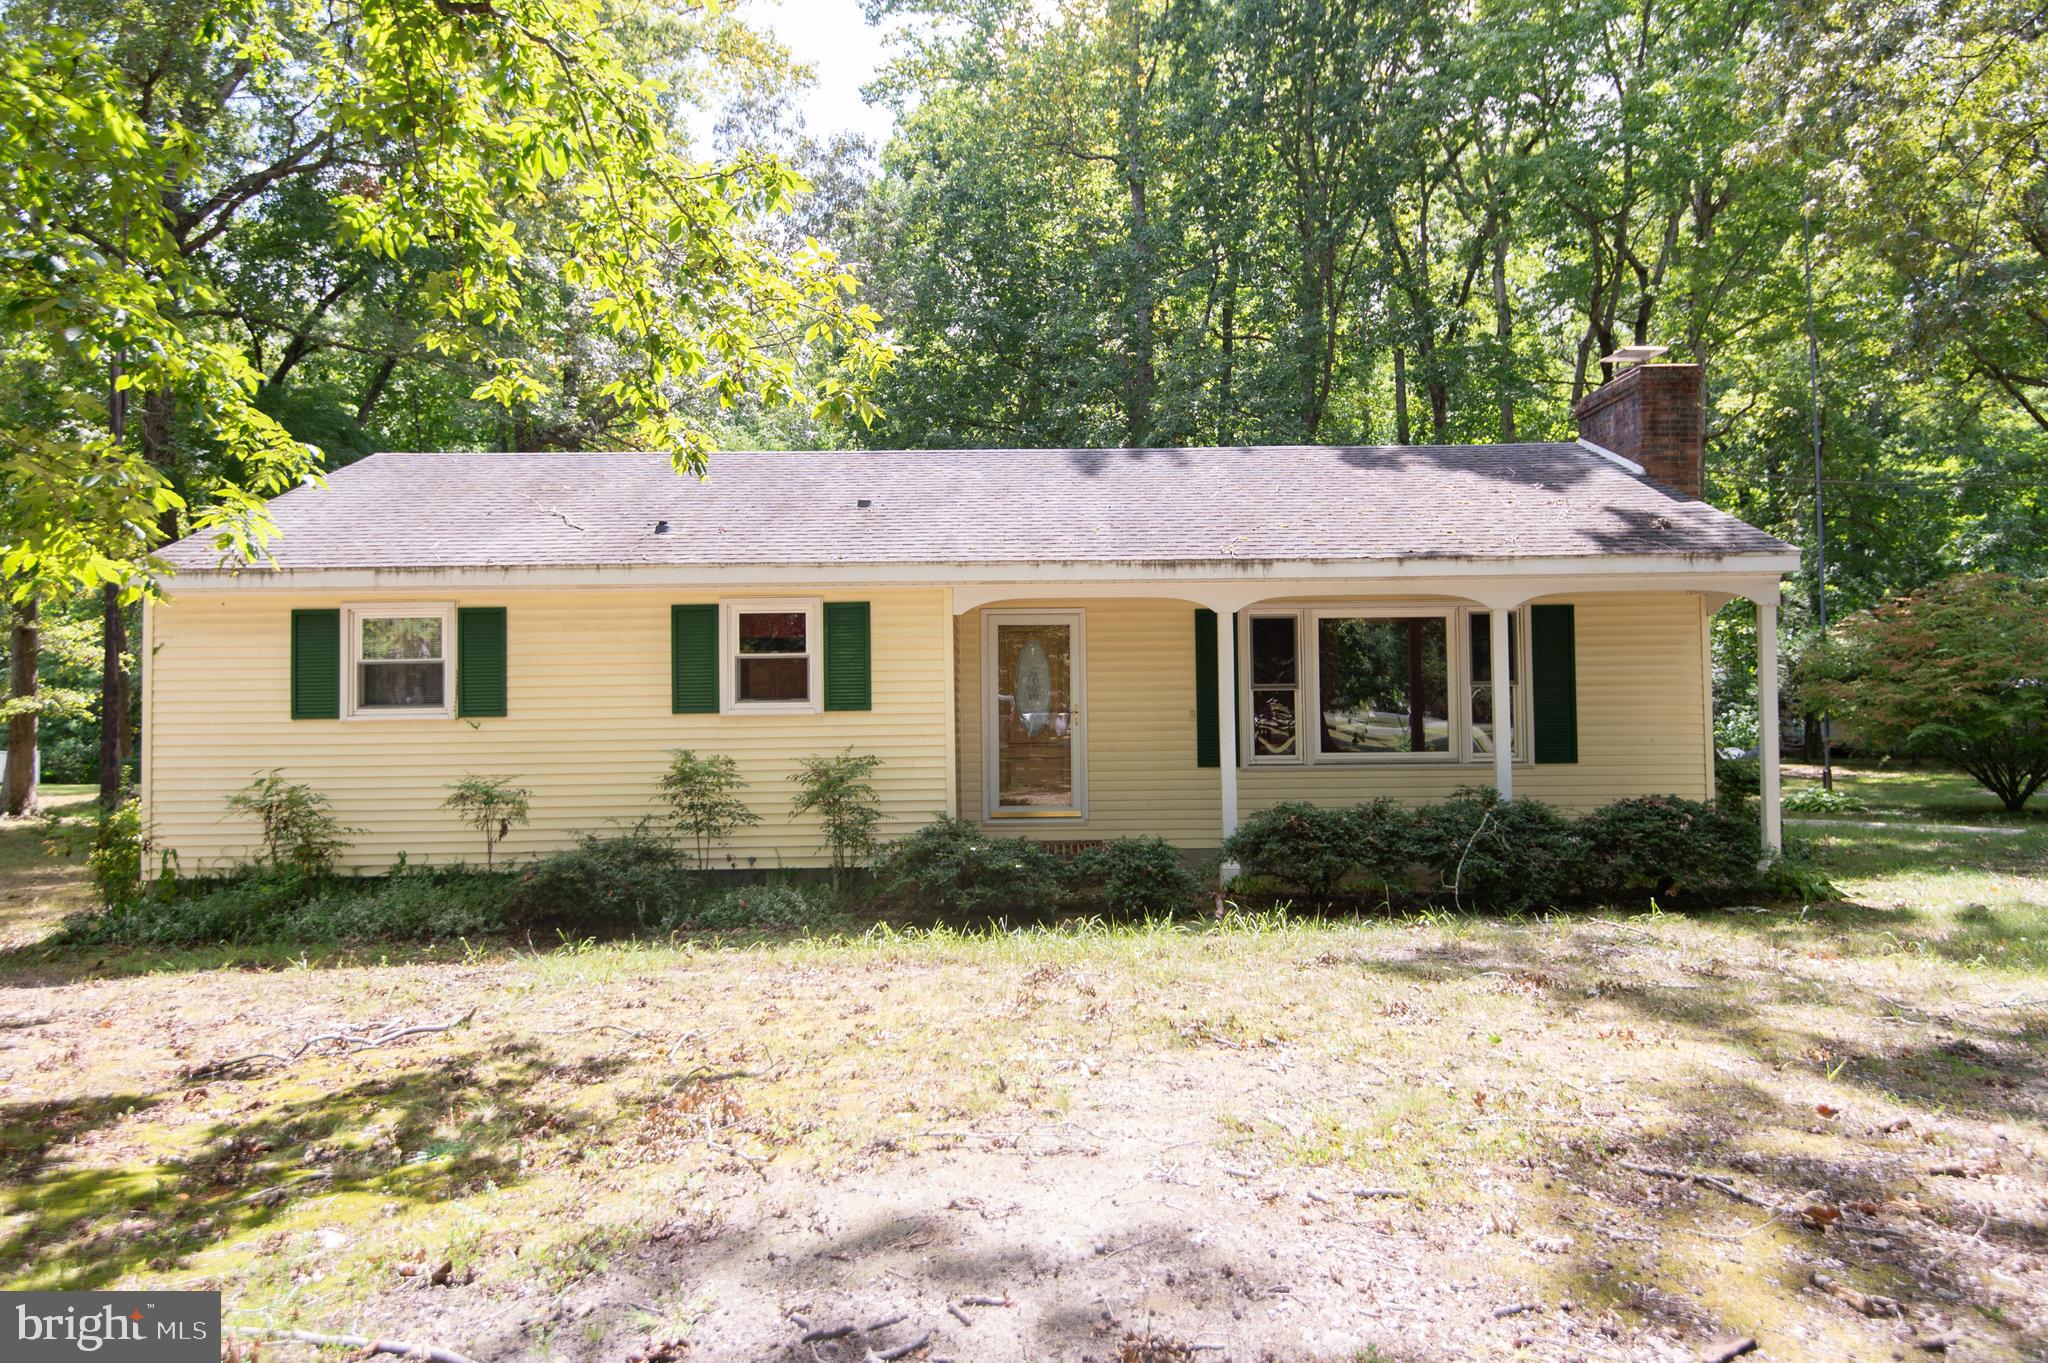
(870, 816, 1062, 917)
(658, 750, 760, 871)
(1761, 845, 1839, 903)
(1071, 835, 1205, 916)
(442, 775, 532, 869)
(1714, 755, 1760, 806)
(1346, 798, 1420, 893)
(66, 864, 512, 946)
(788, 749, 884, 881)
(1576, 796, 1763, 898)
(510, 825, 691, 928)
(1782, 785, 1870, 814)
(1218, 802, 1361, 898)
(225, 770, 357, 875)
(1408, 788, 1582, 911)
(682, 882, 846, 933)
(43, 798, 144, 911)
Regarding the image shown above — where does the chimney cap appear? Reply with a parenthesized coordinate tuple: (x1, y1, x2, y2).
(1600, 343, 1670, 368)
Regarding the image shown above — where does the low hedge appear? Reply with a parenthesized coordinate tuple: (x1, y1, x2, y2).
(65, 864, 516, 946)
(64, 790, 1803, 946)
(1220, 788, 1786, 909)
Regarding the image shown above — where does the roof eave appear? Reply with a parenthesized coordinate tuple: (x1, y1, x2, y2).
(154, 548, 1801, 593)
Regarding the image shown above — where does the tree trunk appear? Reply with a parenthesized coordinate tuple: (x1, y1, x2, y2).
(357, 353, 399, 428)
(1493, 228, 1515, 441)
(99, 585, 126, 808)
(1118, 27, 1155, 448)
(6, 596, 38, 817)
(1393, 347, 1411, 445)
(98, 585, 126, 806)
(1216, 255, 1237, 443)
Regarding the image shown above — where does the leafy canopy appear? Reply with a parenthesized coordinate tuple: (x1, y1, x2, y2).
(0, 0, 889, 596)
(1804, 574, 2048, 812)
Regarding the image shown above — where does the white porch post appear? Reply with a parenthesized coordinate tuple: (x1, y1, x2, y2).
(1490, 605, 1513, 800)
(1216, 610, 1239, 847)
(1757, 597, 1782, 853)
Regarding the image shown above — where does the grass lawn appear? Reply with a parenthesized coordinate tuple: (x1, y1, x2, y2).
(1, 768, 2043, 1362)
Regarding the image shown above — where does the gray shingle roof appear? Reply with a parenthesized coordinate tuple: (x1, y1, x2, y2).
(159, 444, 1795, 572)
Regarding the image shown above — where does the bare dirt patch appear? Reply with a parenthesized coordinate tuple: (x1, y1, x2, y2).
(3, 904, 2045, 1362)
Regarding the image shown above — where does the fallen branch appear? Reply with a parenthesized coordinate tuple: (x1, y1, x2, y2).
(191, 1008, 477, 1080)
(799, 1324, 855, 1344)
(1490, 1302, 1540, 1319)
(1700, 1338, 1758, 1363)
(1345, 1186, 1411, 1199)
(1618, 1159, 1775, 1211)
(958, 1296, 1011, 1308)
(945, 1304, 971, 1327)
(867, 1330, 930, 1362)
(230, 1326, 479, 1363)
(1811, 1271, 1903, 1319)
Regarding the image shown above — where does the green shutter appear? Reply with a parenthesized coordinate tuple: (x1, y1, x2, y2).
(1195, 609, 1220, 768)
(290, 609, 341, 719)
(1193, 610, 1246, 766)
(823, 601, 872, 711)
(671, 604, 718, 713)
(456, 607, 508, 717)
(1530, 603, 1579, 764)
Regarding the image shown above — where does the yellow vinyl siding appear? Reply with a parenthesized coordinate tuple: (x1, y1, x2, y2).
(147, 585, 1717, 870)
(956, 593, 1714, 843)
(144, 588, 952, 873)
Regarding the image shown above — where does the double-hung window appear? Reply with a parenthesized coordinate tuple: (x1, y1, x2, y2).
(1248, 615, 1301, 759)
(721, 600, 823, 712)
(347, 604, 453, 718)
(1240, 606, 1527, 765)
(1466, 610, 1526, 763)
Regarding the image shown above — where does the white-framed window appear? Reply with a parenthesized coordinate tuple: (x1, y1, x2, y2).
(1466, 609, 1532, 765)
(1237, 605, 1530, 765)
(346, 603, 453, 719)
(720, 600, 823, 713)
(1246, 612, 1302, 763)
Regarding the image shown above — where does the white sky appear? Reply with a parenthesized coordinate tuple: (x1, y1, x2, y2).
(757, 0, 902, 146)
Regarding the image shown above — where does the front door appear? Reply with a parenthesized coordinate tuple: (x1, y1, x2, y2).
(983, 611, 1085, 819)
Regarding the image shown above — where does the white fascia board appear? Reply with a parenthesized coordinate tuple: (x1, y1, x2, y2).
(156, 549, 1800, 597)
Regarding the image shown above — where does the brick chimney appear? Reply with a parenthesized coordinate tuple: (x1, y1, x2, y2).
(1571, 362, 1703, 498)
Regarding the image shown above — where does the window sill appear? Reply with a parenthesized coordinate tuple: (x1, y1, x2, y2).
(344, 707, 454, 721)
(1237, 757, 1532, 770)
(718, 702, 822, 716)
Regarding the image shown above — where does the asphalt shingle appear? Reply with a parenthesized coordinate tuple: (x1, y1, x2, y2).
(159, 444, 1795, 572)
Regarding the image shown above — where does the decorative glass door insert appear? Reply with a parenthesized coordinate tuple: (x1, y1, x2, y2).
(984, 612, 1085, 817)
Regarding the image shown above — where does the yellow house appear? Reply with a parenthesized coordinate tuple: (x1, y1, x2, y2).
(145, 362, 1798, 873)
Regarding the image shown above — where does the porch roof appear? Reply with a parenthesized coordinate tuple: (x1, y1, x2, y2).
(160, 444, 1796, 576)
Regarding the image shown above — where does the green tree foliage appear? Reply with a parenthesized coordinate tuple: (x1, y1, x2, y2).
(848, 0, 2046, 744)
(787, 748, 884, 881)
(443, 775, 532, 870)
(225, 769, 356, 874)
(657, 748, 760, 871)
(1803, 574, 2048, 812)
(0, 0, 889, 598)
